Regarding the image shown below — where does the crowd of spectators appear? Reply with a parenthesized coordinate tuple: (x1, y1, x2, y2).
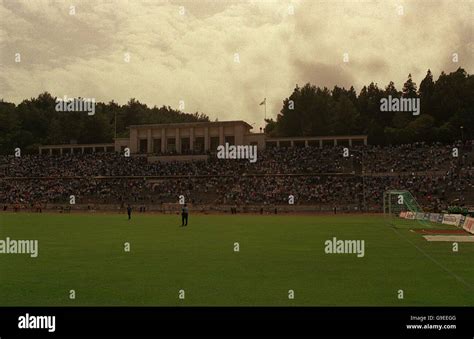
(0, 141, 473, 211)
(1, 142, 466, 177)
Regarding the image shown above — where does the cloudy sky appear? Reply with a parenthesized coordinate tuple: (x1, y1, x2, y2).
(0, 0, 472, 129)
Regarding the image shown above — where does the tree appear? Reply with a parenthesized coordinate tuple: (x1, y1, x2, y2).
(264, 118, 277, 135)
(0, 93, 210, 154)
(406, 115, 435, 142)
(331, 94, 359, 135)
(402, 73, 418, 98)
(419, 69, 435, 116)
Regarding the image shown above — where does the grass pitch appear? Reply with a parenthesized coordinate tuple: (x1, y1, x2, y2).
(0, 213, 473, 306)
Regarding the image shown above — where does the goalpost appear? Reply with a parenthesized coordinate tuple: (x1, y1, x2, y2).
(383, 190, 426, 226)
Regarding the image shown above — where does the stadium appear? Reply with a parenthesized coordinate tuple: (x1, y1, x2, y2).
(0, 2, 473, 337)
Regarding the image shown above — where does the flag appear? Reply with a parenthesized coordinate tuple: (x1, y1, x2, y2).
(259, 98, 266, 105)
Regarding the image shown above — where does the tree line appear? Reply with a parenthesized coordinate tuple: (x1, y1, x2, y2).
(0, 67, 472, 154)
(265, 68, 473, 144)
(0, 93, 209, 154)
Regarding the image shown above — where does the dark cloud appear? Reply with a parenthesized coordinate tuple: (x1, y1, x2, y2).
(0, 0, 472, 129)
(293, 59, 355, 89)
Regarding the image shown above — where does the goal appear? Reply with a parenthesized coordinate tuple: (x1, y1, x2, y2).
(383, 190, 426, 225)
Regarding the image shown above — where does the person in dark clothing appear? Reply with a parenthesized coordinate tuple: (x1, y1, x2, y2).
(127, 204, 132, 220)
(181, 204, 189, 226)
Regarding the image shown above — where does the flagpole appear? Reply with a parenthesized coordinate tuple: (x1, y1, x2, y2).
(264, 100, 266, 121)
(259, 98, 267, 126)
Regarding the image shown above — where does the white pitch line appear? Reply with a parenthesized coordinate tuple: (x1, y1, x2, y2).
(389, 226, 474, 291)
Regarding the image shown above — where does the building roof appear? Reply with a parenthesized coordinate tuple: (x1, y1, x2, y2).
(127, 120, 253, 130)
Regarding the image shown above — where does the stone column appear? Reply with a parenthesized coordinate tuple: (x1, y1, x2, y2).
(147, 129, 152, 154)
(190, 127, 194, 151)
(161, 128, 166, 153)
(129, 128, 138, 153)
(176, 128, 181, 153)
(204, 127, 209, 151)
(219, 125, 224, 145)
(234, 124, 244, 145)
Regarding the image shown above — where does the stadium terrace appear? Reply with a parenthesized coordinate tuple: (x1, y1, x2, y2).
(2, 140, 473, 213)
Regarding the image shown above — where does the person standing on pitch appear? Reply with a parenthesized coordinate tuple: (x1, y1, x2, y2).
(181, 203, 189, 226)
(127, 204, 132, 220)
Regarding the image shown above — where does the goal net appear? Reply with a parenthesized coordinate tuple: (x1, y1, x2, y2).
(383, 190, 428, 227)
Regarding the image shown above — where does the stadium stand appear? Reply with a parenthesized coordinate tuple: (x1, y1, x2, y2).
(1, 141, 473, 212)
